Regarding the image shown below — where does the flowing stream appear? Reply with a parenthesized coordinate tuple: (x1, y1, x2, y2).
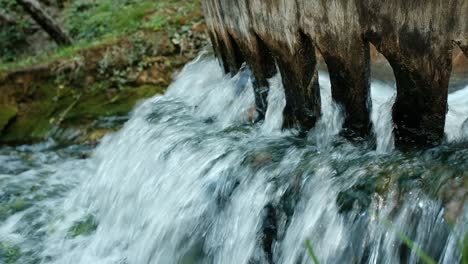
(1, 56, 467, 264)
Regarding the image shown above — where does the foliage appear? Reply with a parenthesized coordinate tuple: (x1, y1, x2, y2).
(0, 0, 203, 69)
(0, 0, 203, 145)
(63, 0, 202, 42)
(0, 1, 30, 62)
(64, 0, 149, 40)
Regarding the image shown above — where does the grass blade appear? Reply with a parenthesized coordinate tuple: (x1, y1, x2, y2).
(380, 218, 437, 264)
(305, 239, 320, 264)
(463, 232, 468, 264)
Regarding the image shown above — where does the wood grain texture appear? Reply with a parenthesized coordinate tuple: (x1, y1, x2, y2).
(203, 0, 468, 147)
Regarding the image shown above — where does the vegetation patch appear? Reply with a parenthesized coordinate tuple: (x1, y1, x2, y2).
(0, 81, 165, 144)
(0, 105, 17, 133)
(0, 242, 22, 264)
(0, 0, 204, 71)
(68, 215, 98, 238)
(0, 0, 207, 145)
(0, 199, 31, 222)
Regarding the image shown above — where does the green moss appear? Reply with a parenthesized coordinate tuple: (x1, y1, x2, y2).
(64, 85, 164, 123)
(0, 82, 75, 144)
(0, 199, 31, 221)
(0, 105, 17, 133)
(68, 215, 98, 238)
(0, 0, 203, 71)
(0, 242, 22, 264)
(0, 81, 164, 145)
(463, 232, 468, 264)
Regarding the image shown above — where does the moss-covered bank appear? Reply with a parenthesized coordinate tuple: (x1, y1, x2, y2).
(0, 1, 208, 145)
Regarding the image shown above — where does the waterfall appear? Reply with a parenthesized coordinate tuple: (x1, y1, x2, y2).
(1, 56, 467, 264)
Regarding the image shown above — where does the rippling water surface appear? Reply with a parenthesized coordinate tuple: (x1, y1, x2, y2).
(0, 56, 467, 264)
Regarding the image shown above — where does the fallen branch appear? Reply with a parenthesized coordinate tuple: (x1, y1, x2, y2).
(16, 0, 73, 45)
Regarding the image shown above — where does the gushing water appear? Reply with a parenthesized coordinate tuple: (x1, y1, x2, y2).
(0, 57, 467, 264)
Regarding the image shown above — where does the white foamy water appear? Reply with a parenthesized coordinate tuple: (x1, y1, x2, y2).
(0, 57, 467, 264)
(446, 86, 468, 142)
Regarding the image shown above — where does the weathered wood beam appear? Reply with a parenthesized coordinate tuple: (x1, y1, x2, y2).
(267, 31, 321, 131)
(203, 0, 466, 147)
(309, 0, 372, 140)
(230, 31, 276, 120)
(363, 0, 457, 147)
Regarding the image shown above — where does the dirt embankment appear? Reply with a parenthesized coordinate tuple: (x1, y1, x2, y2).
(0, 24, 208, 145)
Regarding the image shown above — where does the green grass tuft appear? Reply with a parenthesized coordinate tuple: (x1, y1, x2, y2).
(463, 232, 468, 264)
(0, 0, 203, 71)
(305, 239, 320, 264)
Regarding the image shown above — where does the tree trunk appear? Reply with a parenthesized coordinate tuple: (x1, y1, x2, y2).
(16, 0, 72, 46)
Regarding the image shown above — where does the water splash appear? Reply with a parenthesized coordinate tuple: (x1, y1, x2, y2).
(0, 57, 467, 264)
(308, 71, 345, 149)
(261, 74, 286, 135)
(446, 86, 468, 142)
(371, 81, 396, 154)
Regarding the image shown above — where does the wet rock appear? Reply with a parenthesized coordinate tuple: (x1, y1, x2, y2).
(0, 105, 17, 134)
(337, 183, 375, 214)
(246, 106, 257, 124)
(251, 152, 273, 169)
(0, 199, 31, 221)
(68, 215, 98, 238)
(439, 172, 468, 223)
(0, 242, 21, 264)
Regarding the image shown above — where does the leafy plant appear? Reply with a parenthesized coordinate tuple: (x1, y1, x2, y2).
(0, 1, 30, 62)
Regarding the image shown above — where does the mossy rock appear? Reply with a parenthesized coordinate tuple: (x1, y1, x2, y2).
(62, 85, 165, 124)
(0, 242, 21, 264)
(0, 199, 31, 222)
(336, 182, 376, 214)
(0, 82, 164, 145)
(0, 105, 17, 134)
(68, 215, 98, 238)
(0, 82, 67, 144)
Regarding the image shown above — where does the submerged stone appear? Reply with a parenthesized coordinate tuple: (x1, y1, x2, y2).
(0, 242, 21, 264)
(68, 215, 98, 238)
